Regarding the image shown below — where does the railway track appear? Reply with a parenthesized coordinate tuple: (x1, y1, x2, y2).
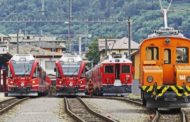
(84, 96, 143, 106)
(64, 97, 116, 122)
(152, 109, 187, 122)
(0, 97, 29, 114)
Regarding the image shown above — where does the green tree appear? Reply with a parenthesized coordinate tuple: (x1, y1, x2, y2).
(86, 38, 100, 65)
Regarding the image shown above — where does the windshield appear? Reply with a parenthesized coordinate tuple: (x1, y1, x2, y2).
(61, 62, 80, 76)
(12, 61, 34, 75)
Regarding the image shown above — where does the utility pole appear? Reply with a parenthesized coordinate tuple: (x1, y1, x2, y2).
(17, 30, 19, 54)
(79, 36, 82, 56)
(68, 0, 72, 52)
(41, 0, 45, 16)
(128, 17, 131, 60)
(105, 38, 108, 56)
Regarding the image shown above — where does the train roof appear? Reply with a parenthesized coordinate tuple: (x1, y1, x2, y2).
(11, 54, 35, 62)
(139, 27, 189, 46)
(59, 53, 82, 63)
(101, 54, 132, 64)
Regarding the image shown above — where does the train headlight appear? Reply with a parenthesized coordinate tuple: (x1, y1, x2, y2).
(186, 76, 190, 83)
(21, 82, 24, 87)
(59, 81, 62, 84)
(10, 81, 13, 84)
(32, 81, 35, 84)
(126, 75, 130, 81)
(147, 76, 153, 83)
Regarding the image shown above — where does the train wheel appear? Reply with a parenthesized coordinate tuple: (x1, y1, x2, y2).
(94, 88, 101, 96)
(4, 92, 8, 97)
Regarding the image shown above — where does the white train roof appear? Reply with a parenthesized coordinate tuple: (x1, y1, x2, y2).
(60, 53, 82, 63)
(101, 54, 132, 64)
(11, 54, 35, 62)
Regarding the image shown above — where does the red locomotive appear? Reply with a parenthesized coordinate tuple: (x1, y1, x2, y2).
(5, 54, 51, 97)
(86, 54, 134, 96)
(54, 54, 86, 96)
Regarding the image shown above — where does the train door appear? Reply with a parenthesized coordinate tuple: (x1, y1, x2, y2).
(115, 64, 120, 79)
(163, 48, 175, 85)
(114, 64, 121, 86)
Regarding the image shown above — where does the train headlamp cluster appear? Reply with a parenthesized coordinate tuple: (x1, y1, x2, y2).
(186, 76, 190, 83)
(165, 38, 170, 44)
(10, 81, 13, 84)
(147, 76, 153, 83)
(59, 81, 62, 84)
(126, 75, 130, 81)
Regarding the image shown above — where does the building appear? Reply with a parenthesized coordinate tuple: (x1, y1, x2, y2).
(31, 42, 65, 53)
(98, 37, 139, 61)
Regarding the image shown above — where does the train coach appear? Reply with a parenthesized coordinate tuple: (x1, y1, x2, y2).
(86, 54, 134, 96)
(139, 27, 190, 108)
(54, 54, 86, 96)
(5, 54, 51, 97)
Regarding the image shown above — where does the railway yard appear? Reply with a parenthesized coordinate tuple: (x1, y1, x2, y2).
(1, 0, 190, 122)
(1, 89, 190, 122)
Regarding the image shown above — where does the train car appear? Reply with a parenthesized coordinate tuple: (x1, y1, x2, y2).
(140, 0, 190, 108)
(54, 54, 86, 96)
(140, 27, 190, 108)
(86, 54, 134, 96)
(5, 54, 51, 97)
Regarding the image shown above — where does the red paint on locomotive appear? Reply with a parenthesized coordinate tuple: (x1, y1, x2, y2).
(5, 54, 51, 97)
(55, 54, 86, 96)
(86, 54, 134, 96)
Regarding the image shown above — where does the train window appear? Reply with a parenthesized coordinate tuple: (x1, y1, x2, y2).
(33, 67, 39, 78)
(7, 66, 12, 78)
(122, 65, 130, 73)
(81, 69, 86, 78)
(176, 47, 189, 63)
(164, 49, 171, 64)
(104, 65, 114, 73)
(56, 69, 61, 78)
(45, 61, 55, 70)
(146, 47, 159, 60)
(12, 62, 33, 75)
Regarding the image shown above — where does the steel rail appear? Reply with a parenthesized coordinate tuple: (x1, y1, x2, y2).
(64, 97, 116, 122)
(0, 97, 29, 114)
(181, 110, 187, 122)
(152, 109, 187, 122)
(84, 96, 143, 107)
(152, 110, 160, 122)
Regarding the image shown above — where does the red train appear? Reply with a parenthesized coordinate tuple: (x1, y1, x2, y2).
(54, 54, 86, 96)
(5, 54, 51, 97)
(86, 54, 134, 96)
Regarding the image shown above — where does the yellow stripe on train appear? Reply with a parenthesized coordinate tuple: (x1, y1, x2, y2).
(141, 85, 190, 97)
(171, 86, 182, 97)
(157, 86, 169, 97)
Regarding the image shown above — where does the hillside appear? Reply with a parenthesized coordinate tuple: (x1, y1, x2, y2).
(0, 0, 189, 42)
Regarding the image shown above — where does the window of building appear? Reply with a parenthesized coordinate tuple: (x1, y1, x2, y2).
(124, 52, 128, 57)
(164, 49, 171, 64)
(45, 61, 55, 70)
(176, 47, 189, 63)
(112, 52, 116, 55)
(104, 65, 114, 73)
(146, 47, 159, 60)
